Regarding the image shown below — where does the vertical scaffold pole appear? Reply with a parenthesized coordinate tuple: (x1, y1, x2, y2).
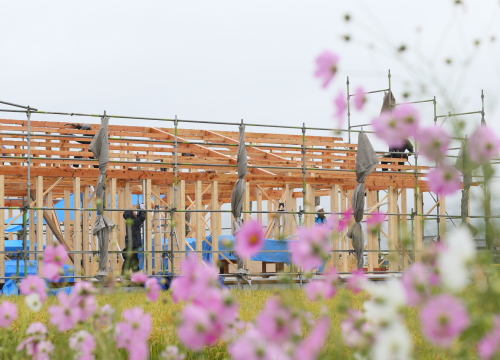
(301, 123, 306, 227)
(172, 115, 179, 273)
(346, 76, 351, 143)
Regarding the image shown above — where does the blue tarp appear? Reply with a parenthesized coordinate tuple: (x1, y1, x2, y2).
(205, 235, 326, 272)
(4, 261, 74, 282)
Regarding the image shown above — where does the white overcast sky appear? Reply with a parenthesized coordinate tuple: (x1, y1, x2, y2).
(2, 0, 500, 236)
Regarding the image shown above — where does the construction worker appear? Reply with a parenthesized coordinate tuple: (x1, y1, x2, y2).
(122, 204, 146, 274)
(315, 205, 327, 224)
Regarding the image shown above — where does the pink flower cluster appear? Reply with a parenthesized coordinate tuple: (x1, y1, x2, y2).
(172, 255, 238, 351)
(42, 243, 69, 281)
(235, 219, 264, 259)
(17, 322, 54, 360)
(469, 125, 500, 164)
(366, 211, 386, 235)
(346, 269, 368, 294)
(341, 309, 374, 350)
(228, 297, 330, 360)
(131, 272, 161, 302)
(289, 224, 331, 270)
(48, 281, 96, 332)
(304, 267, 339, 301)
(0, 301, 17, 328)
(115, 307, 152, 360)
(478, 315, 500, 360)
(372, 104, 420, 148)
(69, 330, 96, 360)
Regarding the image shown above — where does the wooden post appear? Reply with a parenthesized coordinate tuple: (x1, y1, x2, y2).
(117, 186, 125, 270)
(339, 188, 347, 273)
(90, 190, 98, 275)
(414, 192, 424, 262)
(211, 181, 220, 270)
(367, 190, 377, 272)
(7, 209, 12, 240)
(195, 181, 203, 261)
(388, 186, 398, 272)
(255, 186, 263, 225)
(46, 190, 53, 246)
(175, 180, 186, 271)
(145, 179, 153, 274)
(110, 179, 119, 274)
(36, 176, 43, 275)
(64, 189, 71, 257)
(284, 184, 294, 238)
(0, 175, 4, 280)
(330, 185, 339, 269)
(153, 184, 161, 273)
(305, 184, 314, 227)
(29, 206, 35, 261)
(82, 186, 90, 276)
(73, 177, 82, 279)
(439, 196, 446, 239)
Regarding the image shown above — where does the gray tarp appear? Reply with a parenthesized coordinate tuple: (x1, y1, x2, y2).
(230, 124, 248, 280)
(347, 131, 379, 269)
(89, 116, 115, 276)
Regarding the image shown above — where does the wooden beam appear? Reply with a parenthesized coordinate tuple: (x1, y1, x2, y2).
(73, 177, 82, 279)
(195, 181, 203, 261)
(145, 179, 153, 275)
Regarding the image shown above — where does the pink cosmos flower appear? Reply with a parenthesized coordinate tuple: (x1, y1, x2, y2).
(293, 316, 330, 360)
(346, 269, 368, 294)
(353, 87, 366, 111)
(228, 324, 290, 360)
(468, 125, 500, 164)
(416, 126, 450, 162)
(26, 322, 47, 338)
(131, 272, 148, 284)
(42, 263, 62, 282)
(160, 345, 185, 360)
(314, 51, 340, 88)
(115, 307, 152, 360)
(401, 262, 433, 306)
(304, 267, 338, 301)
(372, 104, 420, 148)
(69, 330, 96, 360)
(235, 220, 264, 259)
(177, 304, 215, 351)
(420, 294, 470, 347)
(17, 323, 52, 360)
(341, 309, 374, 349)
(48, 292, 82, 332)
(97, 304, 114, 327)
(366, 211, 386, 234)
(0, 301, 17, 328)
(170, 255, 220, 303)
(333, 91, 347, 128)
(426, 165, 462, 197)
(145, 277, 160, 302)
(477, 315, 500, 360)
(256, 297, 302, 344)
(43, 243, 68, 267)
(338, 207, 353, 232)
(289, 224, 331, 270)
(19, 275, 47, 302)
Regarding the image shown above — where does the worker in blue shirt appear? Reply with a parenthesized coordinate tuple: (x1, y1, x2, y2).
(315, 205, 327, 224)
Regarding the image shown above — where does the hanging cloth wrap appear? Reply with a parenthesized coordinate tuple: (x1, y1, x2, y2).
(230, 124, 249, 284)
(347, 131, 379, 269)
(89, 116, 115, 275)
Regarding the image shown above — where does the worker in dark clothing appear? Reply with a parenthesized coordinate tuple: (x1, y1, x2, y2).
(381, 139, 414, 171)
(63, 123, 98, 168)
(122, 204, 146, 274)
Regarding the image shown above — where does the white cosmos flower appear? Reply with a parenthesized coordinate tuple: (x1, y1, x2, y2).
(25, 293, 42, 312)
(371, 320, 413, 360)
(364, 278, 406, 324)
(437, 226, 476, 291)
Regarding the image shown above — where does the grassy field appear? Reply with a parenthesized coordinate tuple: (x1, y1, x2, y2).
(1, 288, 479, 359)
